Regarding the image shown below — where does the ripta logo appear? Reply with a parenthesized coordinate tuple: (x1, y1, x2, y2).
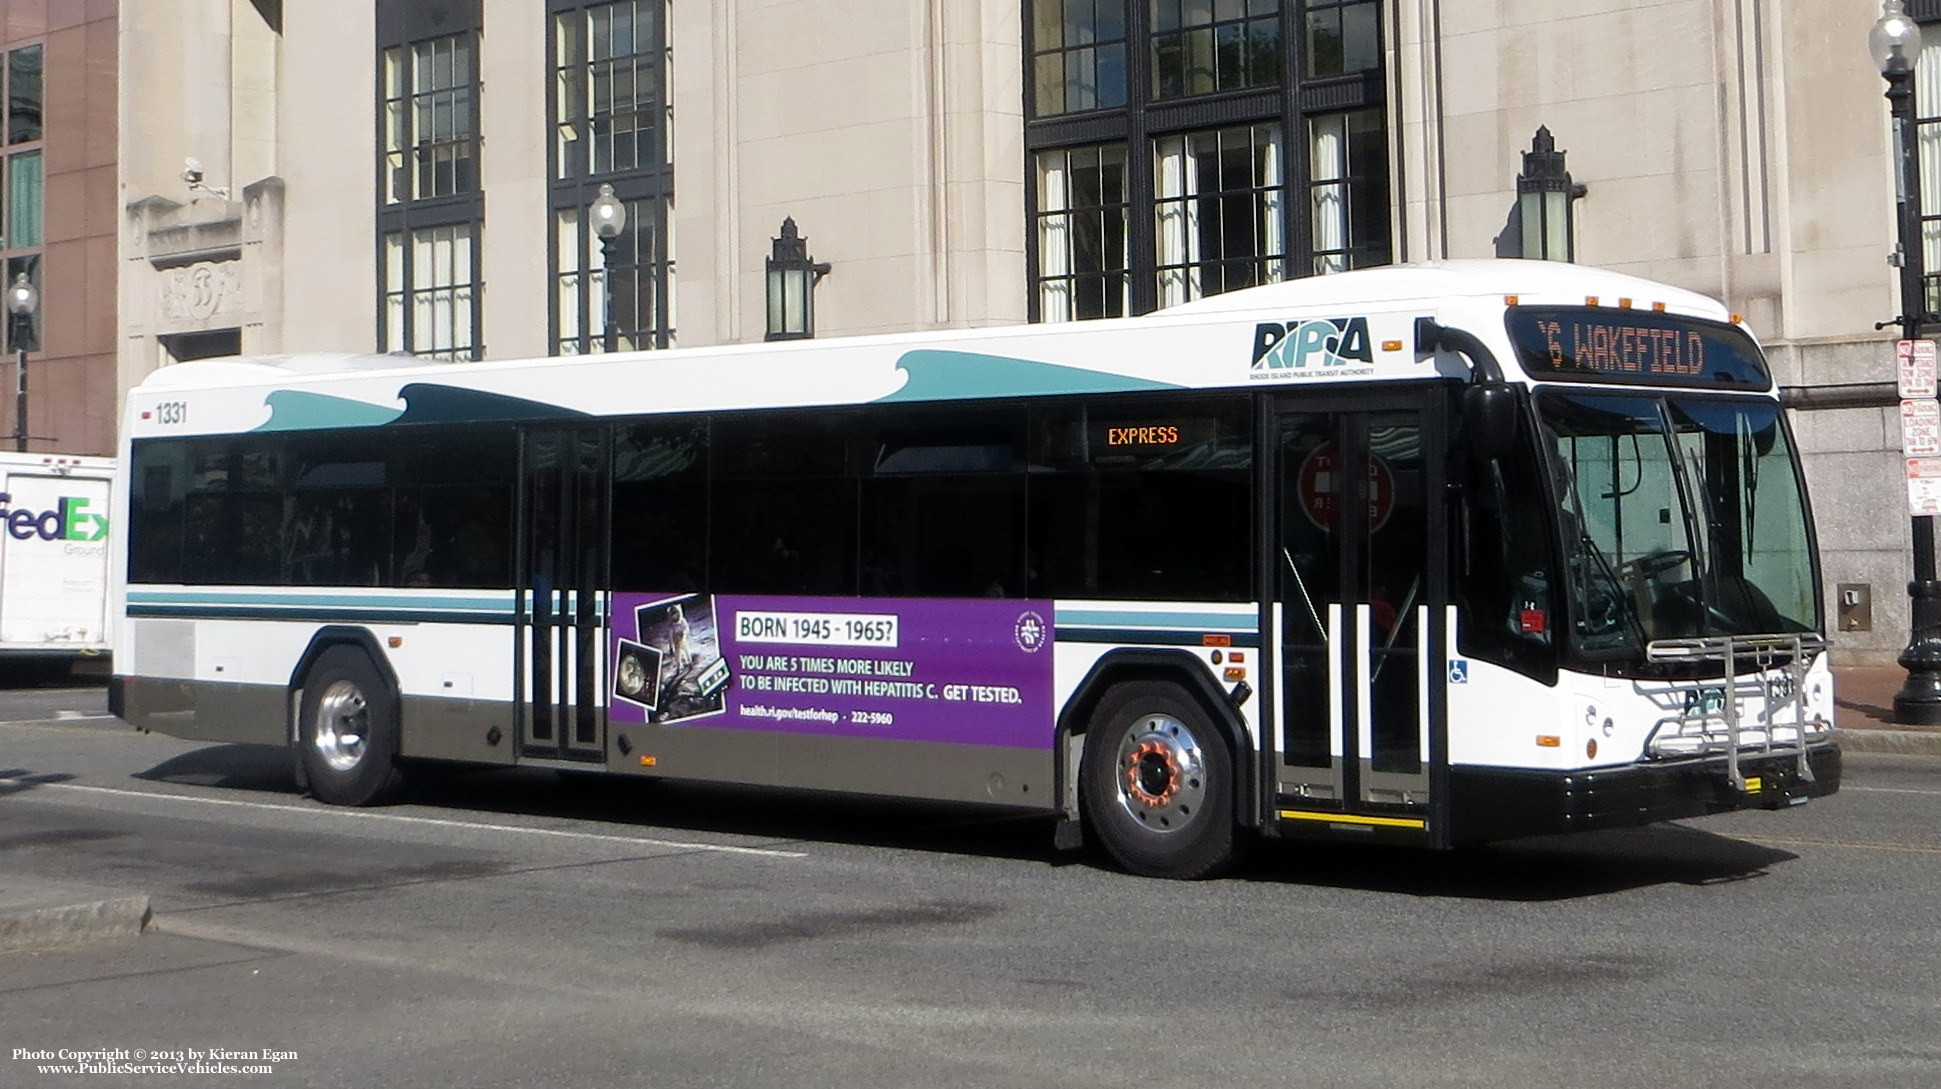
(0, 493, 109, 542)
(1251, 317, 1373, 372)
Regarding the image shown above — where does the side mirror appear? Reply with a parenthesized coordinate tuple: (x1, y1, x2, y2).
(1463, 383, 1520, 463)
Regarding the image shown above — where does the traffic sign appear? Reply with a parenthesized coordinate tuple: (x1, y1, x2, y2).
(1904, 399, 1941, 457)
(1908, 456, 1941, 516)
(1297, 441, 1394, 532)
(1899, 339, 1937, 399)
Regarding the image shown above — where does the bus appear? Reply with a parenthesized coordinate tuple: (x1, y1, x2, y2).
(0, 452, 113, 677)
(108, 259, 1838, 878)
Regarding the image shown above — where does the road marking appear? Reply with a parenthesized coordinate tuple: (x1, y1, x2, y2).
(1744, 835, 1941, 856)
(25, 781, 809, 858)
(1842, 786, 1941, 797)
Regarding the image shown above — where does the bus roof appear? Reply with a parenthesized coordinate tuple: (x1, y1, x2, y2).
(124, 260, 1754, 439)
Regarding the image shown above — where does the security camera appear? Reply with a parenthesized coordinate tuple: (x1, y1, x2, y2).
(182, 157, 204, 185)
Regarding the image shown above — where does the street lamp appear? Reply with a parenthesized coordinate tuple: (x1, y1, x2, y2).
(765, 217, 831, 341)
(1873, 1, 1941, 723)
(1516, 127, 1587, 262)
(5, 271, 38, 453)
(590, 182, 627, 353)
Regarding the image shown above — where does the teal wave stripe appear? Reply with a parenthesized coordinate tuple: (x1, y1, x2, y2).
(881, 350, 1184, 402)
(254, 390, 405, 432)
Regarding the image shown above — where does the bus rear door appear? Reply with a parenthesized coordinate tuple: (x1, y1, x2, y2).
(518, 427, 610, 763)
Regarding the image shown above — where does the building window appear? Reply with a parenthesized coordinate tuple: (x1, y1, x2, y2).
(1308, 108, 1387, 273)
(383, 224, 480, 360)
(1152, 0, 1281, 99)
(2, 44, 43, 352)
(1025, 0, 1390, 319)
(1030, 0, 1127, 116)
(1915, 28, 1941, 316)
(383, 34, 476, 203)
(376, 2, 484, 360)
(1154, 123, 1285, 305)
(554, 0, 666, 179)
(549, 0, 673, 353)
(1035, 144, 1130, 321)
(1303, 0, 1378, 77)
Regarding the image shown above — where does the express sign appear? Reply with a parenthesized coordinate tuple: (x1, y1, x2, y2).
(0, 493, 109, 542)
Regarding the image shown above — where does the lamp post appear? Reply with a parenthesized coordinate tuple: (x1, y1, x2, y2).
(590, 182, 627, 353)
(5, 271, 37, 453)
(1874, 2, 1941, 723)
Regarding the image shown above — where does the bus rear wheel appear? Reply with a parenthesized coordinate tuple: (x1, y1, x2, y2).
(1080, 681, 1234, 879)
(298, 646, 408, 806)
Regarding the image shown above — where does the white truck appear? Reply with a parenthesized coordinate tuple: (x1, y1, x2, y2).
(0, 452, 112, 676)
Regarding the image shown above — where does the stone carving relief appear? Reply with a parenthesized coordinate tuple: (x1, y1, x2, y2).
(160, 260, 244, 322)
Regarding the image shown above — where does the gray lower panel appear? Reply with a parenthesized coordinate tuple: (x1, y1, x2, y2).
(400, 695, 516, 765)
(609, 721, 1058, 809)
(123, 677, 286, 746)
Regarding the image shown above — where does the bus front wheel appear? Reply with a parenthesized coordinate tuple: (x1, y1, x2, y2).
(298, 646, 408, 806)
(1080, 681, 1234, 879)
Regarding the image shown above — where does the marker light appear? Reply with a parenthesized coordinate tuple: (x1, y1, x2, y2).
(1618, 298, 1633, 309)
(1504, 295, 1520, 306)
(1585, 296, 1599, 307)
(1536, 735, 1561, 748)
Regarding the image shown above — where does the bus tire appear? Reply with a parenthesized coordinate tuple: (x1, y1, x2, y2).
(1080, 681, 1234, 879)
(298, 646, 408, 806)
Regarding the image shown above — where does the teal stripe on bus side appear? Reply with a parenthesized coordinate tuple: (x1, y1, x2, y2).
(126, 605, 515, 626)
(126, 590, 516, 613)
(1054, 627, 1261, 648)
(1052, 608, 1257, 632)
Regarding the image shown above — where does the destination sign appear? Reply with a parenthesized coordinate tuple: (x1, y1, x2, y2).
(1506, 308, 1771, 389)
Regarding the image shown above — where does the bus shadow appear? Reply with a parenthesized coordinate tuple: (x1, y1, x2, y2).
(1238, 823, 1799, 900)
(132, 745, 308, 795)
(130, 747, 1067, 866)
(127, 748, 1799, 897)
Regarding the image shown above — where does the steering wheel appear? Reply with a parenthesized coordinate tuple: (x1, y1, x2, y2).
(1618, 550, 1691, 579)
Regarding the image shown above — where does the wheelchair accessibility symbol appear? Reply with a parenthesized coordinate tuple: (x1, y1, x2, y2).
(1448, 660, 1469, 685)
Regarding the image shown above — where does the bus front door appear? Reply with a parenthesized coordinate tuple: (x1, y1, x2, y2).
(1273, 391, 1447, 835)
(519, 427, 611, 763)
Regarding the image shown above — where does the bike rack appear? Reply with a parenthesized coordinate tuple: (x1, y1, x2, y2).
(1643, 634, 1829, 791)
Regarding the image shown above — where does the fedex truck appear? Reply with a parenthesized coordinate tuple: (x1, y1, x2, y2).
(0, 453, 112, 674)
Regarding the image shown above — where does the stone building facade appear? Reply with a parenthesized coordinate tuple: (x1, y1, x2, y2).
(97, 0, 1931, 663)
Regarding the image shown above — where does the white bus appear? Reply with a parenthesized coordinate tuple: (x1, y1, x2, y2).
(109, 260, 1837, 878)
(0, 452, 113, 676)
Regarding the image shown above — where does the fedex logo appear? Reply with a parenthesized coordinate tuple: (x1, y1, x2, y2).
(0, 493, 109, 542)
(1251, 317, 1374, 371)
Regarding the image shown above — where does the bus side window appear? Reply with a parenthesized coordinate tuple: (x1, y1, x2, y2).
(710, 412, 858, 596)
(612, 419, 709, 593)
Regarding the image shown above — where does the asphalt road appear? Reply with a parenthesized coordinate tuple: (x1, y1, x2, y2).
(3, 691, 1939, 1089)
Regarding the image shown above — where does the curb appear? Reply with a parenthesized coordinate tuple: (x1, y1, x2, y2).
(0, 894, 152, 954)
(1837, 727, 1941, 757)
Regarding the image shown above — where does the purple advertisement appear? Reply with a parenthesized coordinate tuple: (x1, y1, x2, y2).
(609, 593, 1055, 750)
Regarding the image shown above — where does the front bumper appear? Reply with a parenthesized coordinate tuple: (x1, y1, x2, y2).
(1447, 743, 1841, 844)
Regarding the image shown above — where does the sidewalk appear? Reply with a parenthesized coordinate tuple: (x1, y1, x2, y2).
(1833, 665, 1941, 756)
(0, 880, 149, 955)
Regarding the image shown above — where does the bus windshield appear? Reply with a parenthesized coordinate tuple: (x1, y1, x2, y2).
(1537, 390, 1819, 656)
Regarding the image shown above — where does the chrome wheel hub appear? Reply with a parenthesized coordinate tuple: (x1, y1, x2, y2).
(314, 680, 369, 772)
(1113, 712, 1206, 833)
